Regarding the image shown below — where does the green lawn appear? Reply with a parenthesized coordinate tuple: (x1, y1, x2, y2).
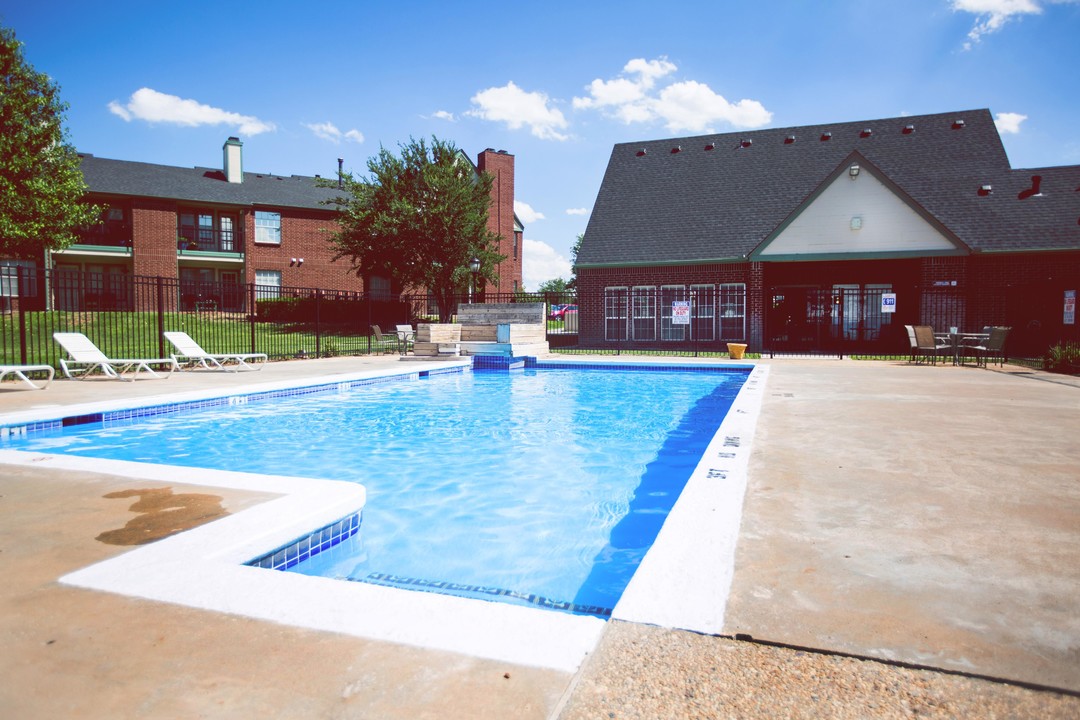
(2, 311, 386, 366)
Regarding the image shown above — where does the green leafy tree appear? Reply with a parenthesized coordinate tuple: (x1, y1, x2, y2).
(0, 25, 98, 258)
(567, 233, 583, 291)
(327, 136, 504, 322)
(537, 277, 568, 293)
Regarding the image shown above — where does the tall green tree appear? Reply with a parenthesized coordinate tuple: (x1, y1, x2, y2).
(566, 233, 583, 290)
(0, 25, 98, 258)
(327, 136, 504, 322)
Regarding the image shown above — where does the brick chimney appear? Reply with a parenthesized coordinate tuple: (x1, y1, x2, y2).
(476, 148, 520, 292)
(223, 137, 243, 183)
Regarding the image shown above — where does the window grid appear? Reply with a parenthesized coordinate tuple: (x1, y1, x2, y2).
(659, 285, 687, 341)
(255, 211, 282, 245)
(691, 284, 715, 341)
(604, 287, 628, 341)
(719, 283, 746, 341)
(631, 286, 656, 341)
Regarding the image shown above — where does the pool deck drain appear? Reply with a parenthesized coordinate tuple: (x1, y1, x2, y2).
(2, 354, 1078, 718)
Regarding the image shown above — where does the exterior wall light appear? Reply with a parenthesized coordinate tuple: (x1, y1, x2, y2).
(849, 164, 860, 179)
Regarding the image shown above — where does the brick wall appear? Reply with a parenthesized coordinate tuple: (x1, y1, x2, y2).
(244, 208, 360, 292)
(131, 199, 179, 279)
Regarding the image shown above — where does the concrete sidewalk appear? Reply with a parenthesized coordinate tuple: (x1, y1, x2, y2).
(1, 356, 1078, 718)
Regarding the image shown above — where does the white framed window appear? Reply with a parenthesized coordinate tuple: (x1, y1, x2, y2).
(631, 286, 656, 341)
(659, 285, 687, 341)
(604, 286, 628, 341)
(255, 211, 282, 245)
(255, 269, 281, 299)
(691, 284, 715, 341)
(0, 260, 38, 298)
(719, 283, 746, 341)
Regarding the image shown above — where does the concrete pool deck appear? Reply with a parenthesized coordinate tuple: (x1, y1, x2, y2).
(1, 355, 1078, 718)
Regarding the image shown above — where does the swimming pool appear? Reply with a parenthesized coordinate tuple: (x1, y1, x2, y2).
(5, 361, 749, 617)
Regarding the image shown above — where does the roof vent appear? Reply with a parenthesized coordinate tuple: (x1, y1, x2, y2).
(704, 142, 716, 151)
(860, 128, 872, 138)
(636, 149, 647, 157)
(820, 132, 832, 141)
(739, 139, 752, 149)
(671, 146, 681, 154)
(1018, 175, 1043, 200)
(784, 135, 796, 144)
(952, 119, 965, 130)
(978, 184, 993, 197)
(902, 124, 915, 134)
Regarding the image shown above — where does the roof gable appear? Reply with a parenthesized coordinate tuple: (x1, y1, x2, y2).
(753, 153, 967, 260)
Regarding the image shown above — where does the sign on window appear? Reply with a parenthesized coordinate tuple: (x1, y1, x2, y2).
(672, 300, 691, 325)
(1065, 290, 1076, 325)
(881, 293, 897, 313)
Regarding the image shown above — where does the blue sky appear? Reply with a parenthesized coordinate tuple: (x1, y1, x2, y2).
(4, 0, 1079, 289)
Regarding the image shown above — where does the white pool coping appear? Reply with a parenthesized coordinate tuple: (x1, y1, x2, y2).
(0, 359, 767, 672)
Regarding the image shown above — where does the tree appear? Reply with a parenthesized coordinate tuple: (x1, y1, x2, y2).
(537, 277, 568, 293)
(0, 25, 98, 258)
(327, 136, 504, 322)
(567, 233, 583, 291)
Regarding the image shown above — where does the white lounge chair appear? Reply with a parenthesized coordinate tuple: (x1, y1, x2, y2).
(164, 331, 267, 372)
(53, 332, 177, 381)
(0, 364, 55, 390)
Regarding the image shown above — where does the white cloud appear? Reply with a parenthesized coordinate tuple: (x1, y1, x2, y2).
(514, 201, 545, 223)
(468, 81, 569, 141)
(523, 238, 572, 291)
(994, 111, 1028, 134)
(565, 207, 589, 216)
(431, 110, 456, 121)
(572, 57, 771, 132)
(108, 88, 275, 135)
(951, 0, 1043, 49)
(304, 122, 364, 144)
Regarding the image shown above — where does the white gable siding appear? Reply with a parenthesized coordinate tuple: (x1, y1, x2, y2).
(759, 170, 956, 257)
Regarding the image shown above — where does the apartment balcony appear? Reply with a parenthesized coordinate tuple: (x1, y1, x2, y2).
(178, 228, 244, 256)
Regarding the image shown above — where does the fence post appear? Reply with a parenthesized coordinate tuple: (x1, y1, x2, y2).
(17, 266, 29, 364)
(367, 292, 372, 354)
(315, 288, 322, 358)
(248, 283, 257, 354)
(155, 276, 165, 357)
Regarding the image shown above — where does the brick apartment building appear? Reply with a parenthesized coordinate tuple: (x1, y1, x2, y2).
(577, 109, 1080, 356)
(9, 138, 522, 311)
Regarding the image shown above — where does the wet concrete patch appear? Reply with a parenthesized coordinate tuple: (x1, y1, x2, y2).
(96, 487, 229, 545)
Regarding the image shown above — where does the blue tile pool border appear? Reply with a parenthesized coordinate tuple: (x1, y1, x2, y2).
(246, 512, 362, 571)
(0, 366, 469, 439)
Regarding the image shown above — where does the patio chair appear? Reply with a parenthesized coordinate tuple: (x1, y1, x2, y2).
(966, 326, 1010, 367)
(395, 324, 415, 355)
(371, 325, 399, 354)
(164, 331, 267, 372)
(904, 325, 918, 363)
(912, 325, 951, 365)
(53, 332, 177, 381)
(0, 364, 55, 390)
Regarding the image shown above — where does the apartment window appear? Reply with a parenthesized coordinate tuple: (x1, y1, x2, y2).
(255, 269, 281, 299)
(179, 210, 239, 252)
(659, 285, 687, 341)
(719, 283, 746, 341)
(631, 286, 656, 341)
(0, 260, 38, 301)
(255, 211, 282, 245)
(604, 287, 628, 341)
(691, 284, 715, 341)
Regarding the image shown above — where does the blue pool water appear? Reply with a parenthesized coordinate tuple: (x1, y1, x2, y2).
(6, 364, 748, 616)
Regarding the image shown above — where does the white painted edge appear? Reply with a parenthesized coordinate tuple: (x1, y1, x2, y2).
(612, 364, 769, 632)
(1, 448, 604, 672)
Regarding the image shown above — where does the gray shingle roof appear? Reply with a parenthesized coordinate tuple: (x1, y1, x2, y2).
(78, 154, 344, 211)
(579, 109, 1080, 266)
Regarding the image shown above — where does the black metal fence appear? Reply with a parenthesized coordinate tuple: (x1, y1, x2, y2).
(3, 267, 1078, 368)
